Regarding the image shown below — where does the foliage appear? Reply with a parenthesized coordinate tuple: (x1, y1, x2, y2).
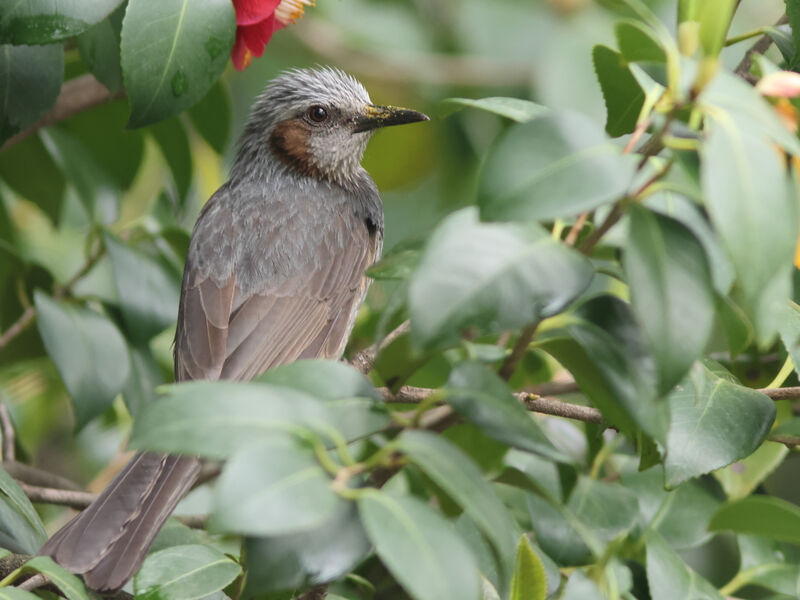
(2, 0, 800, 599)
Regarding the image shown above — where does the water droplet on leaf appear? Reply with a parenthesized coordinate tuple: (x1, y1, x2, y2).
(171, 69, 188, 97)
(205, 37, 224, 59)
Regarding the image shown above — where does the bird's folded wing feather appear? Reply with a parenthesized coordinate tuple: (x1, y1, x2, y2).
(174, 208, 376, 383)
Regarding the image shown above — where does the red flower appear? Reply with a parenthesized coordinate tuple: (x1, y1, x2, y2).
(231, 0, 315, 70)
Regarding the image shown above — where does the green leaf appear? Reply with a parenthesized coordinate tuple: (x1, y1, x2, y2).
(646, 531, 723, 600)
(22, 556, 90, 600)
(0, 135, 65, 221)
(130, 381, 334, 458)
(358, 490, 480, 600)
(134, 544, 241, 600)
(615, 20, 666, 63)
(76, 4, 125, 94)
(187, 81, 231, 154)
(121, 343, 164, 418)
(243, 502, 369, 594)
(478, 112, 636, 222)
(211, 437, 344, 536)
(663, 363, 775, 488)
(509, 536, 547, 600)
(0, 590, 41, 600)
(735, 534, 800, 595)
(150, 118, 193, 202)
(121, 0, 235, 127)
(538, 295, 665, 442)
(0, 0, 123, 44)
(764, 25, 795, 65)
(0, 466, 46, 543)
(408, 208, 593, 351)
(787, 0, 800, 68)
(397, 430, 522, 592)
(714, 441, 787, 500)
(709, 496, 800, 543)
(439, 97, 548, 122)
(105, 233, 181, 342)
(34, 291, 130, 428)
(701, 117, 796, 346)
(560, 570, 604, 600)
(0, 464, 46, 554)
(696, 0, 735, 57)
(444, 362, 566, 462)
(592, 45, 645, 137)
(778, 302, 800, 377)
(624, 207, 714, 394)
(366, 240, 421, 281)
(0, 44, 63, 145)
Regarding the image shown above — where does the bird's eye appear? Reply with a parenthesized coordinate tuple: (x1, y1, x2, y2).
(308, 105, 328, 123)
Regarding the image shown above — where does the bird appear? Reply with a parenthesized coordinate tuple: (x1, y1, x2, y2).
(38, 66, 428, 593)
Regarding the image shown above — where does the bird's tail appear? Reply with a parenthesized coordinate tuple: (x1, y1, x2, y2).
(38, 452, 200, 593)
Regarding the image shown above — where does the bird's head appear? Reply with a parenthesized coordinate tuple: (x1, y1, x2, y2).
(235, 67, 428, 186)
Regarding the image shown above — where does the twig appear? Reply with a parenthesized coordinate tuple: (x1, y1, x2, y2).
(4, 462, 83, 491)
(577, 203, 625, 255)
(564, 213, 589, 247)
(1, 75, 122, 152)
(734, 14, 788, 83)
(19, 484, 96, 510)
(760, 386, 800, 400)
(0, 399, 15, 462)
(498, 323, 538, 381)
(350, 320, 410, 374)
(0, 240, 104, 350)
(17, 573, 47, 591)
(527, 381, 581, 396)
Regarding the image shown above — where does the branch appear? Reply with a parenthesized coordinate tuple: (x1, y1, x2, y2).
(350, 320, 410, 374)
(1, 75, 122, 152)
(498, 323, 537, 381)
(19, 483, 96, 510)
(4, 462, 83, 491)
(734, 14, 789, 83)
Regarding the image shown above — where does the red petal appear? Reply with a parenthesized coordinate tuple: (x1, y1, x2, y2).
(232, 0, 280, 25)
(240, 16, 276, 58)
(231, 29, 252, 70)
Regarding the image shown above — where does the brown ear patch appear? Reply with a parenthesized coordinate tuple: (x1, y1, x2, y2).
(269, 119, 323, 179)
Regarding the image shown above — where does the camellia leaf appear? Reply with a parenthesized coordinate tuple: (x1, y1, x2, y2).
(34, 291, 130, 428)
(76, 4, 125, 94)
(478, 111, 636, 222)
(439, 97, 548, 122)
(134, 544, 241, 600)
(358, 490, 480, 600)
(696, 0, 735, 58)
(778, 301, 800, 377)
(787, 0, 800, 68)
(408, 208, 593, 351)
(444, 362, 566, 462)
(104, 232, 181, 343)
(709, 496, 800, 544)
(615, 20, 666, 63)
(129, 381, 336, 458)
(397, 430, 523, 593)
(121, 0, 235, 127)
(700, 116, 797, 346)
(0, 465, 47, 554)
(187, 81, 231, 154)
(592, 45, 645, 137)
(0, 589, 41, 600)
(0, 44, 63, 145)
(560, 571, 605, 600)
(645, 531, 723, 600)
(20, 556, 90, 600)
(624, 207, 714, 394)
(538, 295, 666, 442)
(509, 536, 547, 600)
(0, 466, 46, 543)
(211, 436, 344, 536)
(0, 0, 123, 44)
(243, 502, 370, 595)
(662, 362, 775, 488)
(149, 117, 193, 202)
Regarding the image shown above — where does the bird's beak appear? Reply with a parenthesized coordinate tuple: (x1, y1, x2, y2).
(352, 104, 429, 133)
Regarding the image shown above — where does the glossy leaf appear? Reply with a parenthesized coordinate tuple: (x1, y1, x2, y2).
(509, 536, 547, 600)
(211, 437, 343, 536)
(0, 44, 63, 145)
(479, 112, 636, 221)
(592, 45, 645, 137)
(34, 291, 130, 428)
(646, 532, 724, 600)
(0, 590, 41, 600)
(134, 544, 241, 600)
(121, 343, 164, 418)
(538, 295, 665, 442)
(778, 302, 800, 377)
(439, 97, 548, 122)
(615, 20, 666, 62)
(0, 466, 46, 543)
(408, 208, 593, 351)
(243, 502, 369, 594)
(701, 117, 796, 345)
(358, 490, 480, 600)
(787, 0, 800, 68)
(709, 496, 800, 544)
(0, 466, 46, 554)
(398, 430, 522, 591)
(150, 118, 193, 202)
(21, 556, 90, 600)
(696, 0, 735, 57)
(445, 362, 565, 461)
(121, 0, 235, 127)
(0, 135, 65, 221)
(0, 0, 123, 44)
(188, 81, 231, 154)
(76, 4, 125, 94)
(560, 571, 604, 600)
(130, 381, 333, 457)
(663, 363, 775, 488)
(624, 207, 714, 394)
(105, 233, 181, 342)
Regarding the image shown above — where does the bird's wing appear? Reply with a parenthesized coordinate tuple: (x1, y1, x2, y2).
(174, 201, 377, 383)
